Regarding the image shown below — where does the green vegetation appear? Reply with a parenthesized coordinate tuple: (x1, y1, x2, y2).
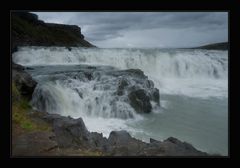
(78, 149, 103, 156)
(12, 82, 51, 132)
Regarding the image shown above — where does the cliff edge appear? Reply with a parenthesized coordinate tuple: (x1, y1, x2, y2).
(11, 12, 96, 53)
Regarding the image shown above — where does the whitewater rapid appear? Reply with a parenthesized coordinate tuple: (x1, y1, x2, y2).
(13, 46, 228, 98)
(12, 47, 228, 155)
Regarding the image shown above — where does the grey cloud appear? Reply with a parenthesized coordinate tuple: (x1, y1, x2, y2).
(33, 12, 228, 48)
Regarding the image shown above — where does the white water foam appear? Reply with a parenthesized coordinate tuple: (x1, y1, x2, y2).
(13, 46, 228, 98)
(12, 47, 228, 150)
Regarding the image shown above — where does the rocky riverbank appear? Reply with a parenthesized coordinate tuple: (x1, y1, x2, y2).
(12, 105, 208, 156)
(12, 62, 209, 156)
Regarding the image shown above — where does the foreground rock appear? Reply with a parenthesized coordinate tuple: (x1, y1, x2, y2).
(12, 111, 208, 156)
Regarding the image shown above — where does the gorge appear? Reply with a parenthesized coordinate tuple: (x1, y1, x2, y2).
(11, 12, 228, 156)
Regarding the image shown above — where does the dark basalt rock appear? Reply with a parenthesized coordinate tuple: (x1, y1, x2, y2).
(51, 116, 91, 148)
(108, 130, 132, 146)
(128, 89, 152, 113)
(90, 132, 108, 151)
(154, 137, 207, 156)
(124, 69, 145, 77)
(144, 80, 154, 88)
(116, 78, 129, 96)
(22, 112, 209, 156)
(12, 63, 37, 100)
(151, 88, 160, 105)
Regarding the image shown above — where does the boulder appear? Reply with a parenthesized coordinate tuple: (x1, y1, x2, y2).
(107, 130, 147, 156)
(108, 130, 132, 146)
(51, 116, 91, 148)
(12, 63, 37, 100)
(90, 132, 108, 151)
(128, 89, 152, 113)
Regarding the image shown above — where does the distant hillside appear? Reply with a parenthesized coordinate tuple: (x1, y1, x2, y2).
(11, 12, 96, 53)
(193, 42, 228, 50)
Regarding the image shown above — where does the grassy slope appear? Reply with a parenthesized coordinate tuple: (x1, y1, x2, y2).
(12, 82, 51, 132)
(11, 13, 95, 47)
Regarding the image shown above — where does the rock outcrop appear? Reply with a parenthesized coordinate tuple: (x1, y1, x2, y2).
(12, 62, 37, 100)
(11, 12, 95, 54)
(30, 65, 160, 116)
(128, 89, 152, 113)
(12, 112, 208, 156)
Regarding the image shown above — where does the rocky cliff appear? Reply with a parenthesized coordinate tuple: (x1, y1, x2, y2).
(11, 12, 95, 53)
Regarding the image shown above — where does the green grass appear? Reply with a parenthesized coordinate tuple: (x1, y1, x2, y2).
(78, 149, 103, 156)
(12, 82, 20, 101)
(12, 82, 51, 132)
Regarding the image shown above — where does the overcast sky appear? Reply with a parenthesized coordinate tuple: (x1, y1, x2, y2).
(33, 12, 228, 48)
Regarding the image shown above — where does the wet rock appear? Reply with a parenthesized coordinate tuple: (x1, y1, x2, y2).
(124, 69, 145, 77)
(128, 89, 152, 113)
(12, 63, 37, 100)
(73, 88, 83, 98)
(116, 78, 128, 96)
(84, 72, 93, 80)
(144, 80, 154, 88)
(151, 88, 160, 105)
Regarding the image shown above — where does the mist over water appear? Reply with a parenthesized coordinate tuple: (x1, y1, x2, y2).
(13, 47, 228, 155)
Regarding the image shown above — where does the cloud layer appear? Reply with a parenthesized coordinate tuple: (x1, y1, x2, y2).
(33, 12, 228, 48)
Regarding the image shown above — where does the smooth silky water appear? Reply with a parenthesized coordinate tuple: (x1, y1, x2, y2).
(13, 47, 228, 155)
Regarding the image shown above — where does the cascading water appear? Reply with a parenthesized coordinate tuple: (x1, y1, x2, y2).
(12, 46, 228, 155)
(13, 46, 228, 98)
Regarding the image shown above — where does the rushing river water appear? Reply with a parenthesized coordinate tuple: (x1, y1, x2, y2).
(13, 47, 228, 155)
